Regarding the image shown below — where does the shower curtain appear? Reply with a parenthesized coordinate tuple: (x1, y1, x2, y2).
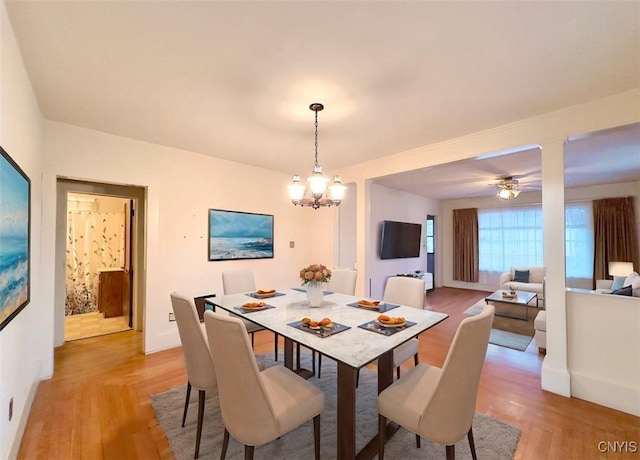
(65, 210, 125, 315)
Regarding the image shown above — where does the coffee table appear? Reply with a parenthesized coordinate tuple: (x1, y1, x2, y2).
(485, 289, 537, 321)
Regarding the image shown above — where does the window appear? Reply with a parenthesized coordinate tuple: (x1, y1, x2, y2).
(478, 206, 543, 273)
(565, 202, 593, 279)
(425, 217, 434, 254)
(478, 202, 594, 281)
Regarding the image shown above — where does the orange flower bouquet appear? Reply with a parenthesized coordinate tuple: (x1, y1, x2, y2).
(299, 264, 332, 285)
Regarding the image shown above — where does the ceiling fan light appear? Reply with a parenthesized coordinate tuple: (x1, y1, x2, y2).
(511, 189, 521, 198)
(498, 188, 513, 200)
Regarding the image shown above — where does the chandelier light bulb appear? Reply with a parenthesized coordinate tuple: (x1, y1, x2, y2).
(287, 174, 306, 201)
(328, 175, 347, 202)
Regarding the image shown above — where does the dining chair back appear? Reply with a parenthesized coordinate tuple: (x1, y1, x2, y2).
(327, 268, 357, 295)
(382, 276, 426, 379)
(221, 270, 277, 356)
(222, 269, 256, 294)
(313, 267, 358, 378)
(377, 304, 495, 460)
(383, 276, 425, 309)
(169, 293, 217, 459)
(203, 311, 324, 459)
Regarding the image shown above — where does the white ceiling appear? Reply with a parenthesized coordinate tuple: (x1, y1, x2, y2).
(6, 1, 640, 197)
(375, 122, 640, 200)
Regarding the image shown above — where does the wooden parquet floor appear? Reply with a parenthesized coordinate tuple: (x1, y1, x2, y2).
(17, 287, 640, 459)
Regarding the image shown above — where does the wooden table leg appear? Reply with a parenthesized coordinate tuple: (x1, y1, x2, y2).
(284, 338, 314, 379)
(355, 350, 396, 460)
(284, 337, 294, 370)
(337, 361, 357, 460)
(377, 350, 393, 393)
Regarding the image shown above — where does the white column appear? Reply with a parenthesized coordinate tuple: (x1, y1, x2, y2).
(540, 138, 571, 397)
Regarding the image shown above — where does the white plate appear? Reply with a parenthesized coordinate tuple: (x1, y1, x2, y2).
(375, 319, 407, 328)
(241, 304, 268, 312)
(357, 300, 381, 309)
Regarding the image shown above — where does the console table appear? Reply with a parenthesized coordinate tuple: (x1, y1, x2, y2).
(396, 272, 433, 291)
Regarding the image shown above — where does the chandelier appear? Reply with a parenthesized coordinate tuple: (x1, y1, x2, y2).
(496, 177, 521, 200)
(287, 103, 346, 209)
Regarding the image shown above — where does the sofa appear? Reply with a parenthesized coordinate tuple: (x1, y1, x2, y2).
(499, 266, 546, 305)
(534, 310, 546, 353)
(594, 271, 640, 297)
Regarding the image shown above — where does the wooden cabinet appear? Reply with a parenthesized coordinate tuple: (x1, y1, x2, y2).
(98, 269, 126, 318)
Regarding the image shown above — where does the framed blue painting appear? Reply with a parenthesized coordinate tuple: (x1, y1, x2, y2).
(208, 209, 274, 261)
(0, 146, 31, 331)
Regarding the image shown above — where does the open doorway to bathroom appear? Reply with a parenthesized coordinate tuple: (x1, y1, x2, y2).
(55, 179, 146, 345)
(64, 193, 132, 340)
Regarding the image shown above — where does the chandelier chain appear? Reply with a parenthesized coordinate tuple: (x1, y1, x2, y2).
(314, 110, 319, 166)
(287, 102, 345, 209)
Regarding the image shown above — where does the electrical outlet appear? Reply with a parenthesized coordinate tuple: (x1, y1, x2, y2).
(169, 312, 176, 322)
(289, 241, 295, 248)
(9, 397, 13, 421)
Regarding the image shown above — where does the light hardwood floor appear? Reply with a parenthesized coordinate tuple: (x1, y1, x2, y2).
(18, 287, 640, 459)
(64, 311, 131, 341)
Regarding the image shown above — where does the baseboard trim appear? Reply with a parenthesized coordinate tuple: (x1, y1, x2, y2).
(570, 371, 640, 417)
(541, 361, 571, 397)
(8, 377, 40, 460)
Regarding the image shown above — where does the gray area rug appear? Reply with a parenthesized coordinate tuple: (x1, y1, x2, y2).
(151, 354, 520, 459)
(464, 301, 535, 351)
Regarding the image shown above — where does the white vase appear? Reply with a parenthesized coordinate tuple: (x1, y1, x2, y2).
(306, 282, 324, 307)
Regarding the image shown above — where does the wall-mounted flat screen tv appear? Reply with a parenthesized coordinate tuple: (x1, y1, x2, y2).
(380, 220, 422, 259)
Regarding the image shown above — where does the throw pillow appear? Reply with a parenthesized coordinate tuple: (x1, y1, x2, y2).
(513, 270, 530, 283)
(623, 271, 640, 290)
(611, 276, 626, 291)
(612, 285, 633, 296)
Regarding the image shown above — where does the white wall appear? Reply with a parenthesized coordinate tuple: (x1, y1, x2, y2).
(367, 183, 440, 299)
(566, 290, 640, 416)
(41, 121, 336, 353)
(335, 182, 357, 270)
(0, 3, 46, 458)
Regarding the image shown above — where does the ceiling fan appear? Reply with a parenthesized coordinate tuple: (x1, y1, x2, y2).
(495, 177, 522, 200)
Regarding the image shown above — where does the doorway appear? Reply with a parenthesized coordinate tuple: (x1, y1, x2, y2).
(55, 179, 146, 347)
(64, 193, 132, 341)
(425, 215, 436, 291)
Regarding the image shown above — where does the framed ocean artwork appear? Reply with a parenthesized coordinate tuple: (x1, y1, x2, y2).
(208, 209, 274, 261)
(0, 146, 31, 331)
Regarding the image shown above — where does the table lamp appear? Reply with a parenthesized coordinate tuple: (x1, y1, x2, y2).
(608, 261, 634, 277)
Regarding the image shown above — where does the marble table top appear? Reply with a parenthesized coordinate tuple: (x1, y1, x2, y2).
(206, 289, 448, 369)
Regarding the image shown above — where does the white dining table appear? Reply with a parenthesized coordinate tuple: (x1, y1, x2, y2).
(205, 288, 448, 459)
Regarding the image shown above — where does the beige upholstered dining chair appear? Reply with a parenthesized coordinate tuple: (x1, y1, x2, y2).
(170, 293, 217, 459)
(203, 310, 325, 460)
(383, 276, 426, 379)
(221, 269, 279, 359)
(315, 267, 358, 377)
(377, 304, 495, 460)
(327, 267, 357, 296)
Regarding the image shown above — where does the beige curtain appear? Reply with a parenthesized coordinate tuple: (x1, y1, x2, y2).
(453, 208, 479, 282)
(593, 197, 640, 283)
(65, 210, 126, 315)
